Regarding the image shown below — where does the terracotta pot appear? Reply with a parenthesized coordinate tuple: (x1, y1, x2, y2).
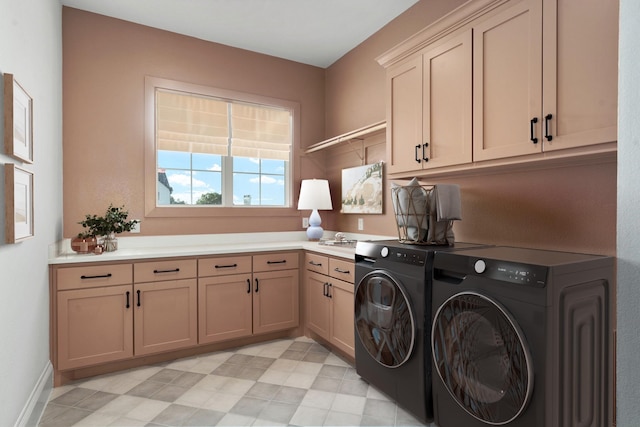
(71, 236, 98, 254)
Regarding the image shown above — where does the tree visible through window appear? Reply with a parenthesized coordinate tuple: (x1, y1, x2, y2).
(155, 87, 292, 207)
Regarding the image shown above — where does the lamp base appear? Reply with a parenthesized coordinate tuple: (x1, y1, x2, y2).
(306, 209, 324, 240)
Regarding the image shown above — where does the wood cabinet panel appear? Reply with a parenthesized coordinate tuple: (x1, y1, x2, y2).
(57, 284, 133, 370)
(198, 274, 253, 344)
(541, 0, 618, 150)
(253, 252, 299, 272)
(134, 279, 198, 356)
(473, 0, 543, 161)
(329, 258, 355, 283)
(305, 252, 329, 275)
(306, 271, 331, 339)
(57, 263, 132, 290)
(198, 255, 252, 278)
(329, 278, 355, 356)
(253, 269, 299, 334)
(134, 259, 197, 283)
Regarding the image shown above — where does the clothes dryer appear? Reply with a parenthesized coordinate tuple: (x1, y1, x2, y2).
(354, 240, 487, 423)
(430, 246, 614, 427)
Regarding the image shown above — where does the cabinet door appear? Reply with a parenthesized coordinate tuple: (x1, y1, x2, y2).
(199, 274, 253, 344)
(541, 0, 618, 150)
(329, 279, 355, 358)
(473, 0, 543, 161)
(387, 55, 425, 174)
(423, 30, 473, 168)
(57, 285, 133, 370)
(306, 271, 330, 340)
(253, 269, 299, 334)
(134, 279, 197, 356)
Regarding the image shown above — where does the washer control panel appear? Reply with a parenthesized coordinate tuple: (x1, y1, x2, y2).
(472, 258, 548, 287)
(381, 246, 427, 267)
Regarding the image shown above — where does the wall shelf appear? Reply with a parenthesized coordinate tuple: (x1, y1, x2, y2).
(304, 121, 386, 154)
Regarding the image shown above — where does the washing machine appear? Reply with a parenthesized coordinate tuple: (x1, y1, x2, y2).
(354, 240, 487, 423)
(430, 246, 615, 427)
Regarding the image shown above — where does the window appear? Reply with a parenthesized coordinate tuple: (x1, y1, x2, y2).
(145, 77, 298, 216)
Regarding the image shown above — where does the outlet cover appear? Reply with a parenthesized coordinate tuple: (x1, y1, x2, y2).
(302, 218, 309, 228)
(358, 218, 364, 230)
(130, 220, 141, 233)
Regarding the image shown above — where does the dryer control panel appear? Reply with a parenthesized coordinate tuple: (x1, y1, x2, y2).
(476, 259, 548, 287)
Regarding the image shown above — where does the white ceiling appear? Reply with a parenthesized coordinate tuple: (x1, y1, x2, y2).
(61, 0, 419, 68)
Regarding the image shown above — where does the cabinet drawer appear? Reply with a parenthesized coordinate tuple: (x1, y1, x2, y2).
(57, 264, 132, 291)
(305, 253, 329, 275)
(134, 259, 197, 283)
(199, 255, 252, 277)
(253, 252, 299, 272)
(329, 258, 354, 283)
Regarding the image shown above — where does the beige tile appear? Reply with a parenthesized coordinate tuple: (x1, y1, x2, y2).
(323, 410, 362, 426)
(300, 389, 336, 410)
(257, 369, 290, 385)
(72, 410, 119, 426)
(124, 398, 171, 422)
(222, 378, 255, 395)
(330, 393, 367, 415)
(293, 360, 323, 376)
(201, 392, 242, 412)
(290, 405, 328, 426)
(283, 372, 316, 389)
(216, 412, 255, 426)
(192, 374, 229, 391)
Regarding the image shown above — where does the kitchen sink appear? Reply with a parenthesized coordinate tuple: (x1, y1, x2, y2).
(319, 239, 357, 248)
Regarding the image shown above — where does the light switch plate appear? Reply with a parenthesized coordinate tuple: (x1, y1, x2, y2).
(130, 220, 140, 233)
(358, 218, 364, 231)
(303, 218, 309, 228)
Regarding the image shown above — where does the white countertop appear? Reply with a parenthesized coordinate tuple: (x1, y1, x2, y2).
(49, 231, 395, 265)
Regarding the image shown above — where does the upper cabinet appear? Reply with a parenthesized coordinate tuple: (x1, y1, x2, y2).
(387, 30, 472, 174)
(378, 0, 618, 176)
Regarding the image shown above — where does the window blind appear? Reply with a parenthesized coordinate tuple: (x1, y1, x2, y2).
(156, 90, 291, 161)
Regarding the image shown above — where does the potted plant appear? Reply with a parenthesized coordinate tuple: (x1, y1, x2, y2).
(78, 204, 138, 252)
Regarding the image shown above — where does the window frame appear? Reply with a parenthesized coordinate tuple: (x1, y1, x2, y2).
(144, 76, 301, 218)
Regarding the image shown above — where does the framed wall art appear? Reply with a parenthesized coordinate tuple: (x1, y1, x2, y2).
(3, 73, 33, 163)
(4, 164, 34, 243)
(341, 161, 384, 214)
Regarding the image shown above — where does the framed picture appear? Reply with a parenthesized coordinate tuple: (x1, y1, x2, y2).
(3, 73, 33, 163)
(4, 164, 34, 243)
(341, 161, 384, 214)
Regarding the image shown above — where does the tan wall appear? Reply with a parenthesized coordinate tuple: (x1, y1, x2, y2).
(323, 0, 617, 255)
(62, 7, 326, 237)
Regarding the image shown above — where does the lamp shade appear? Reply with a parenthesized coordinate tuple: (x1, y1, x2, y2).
(297, 179, 332, 210)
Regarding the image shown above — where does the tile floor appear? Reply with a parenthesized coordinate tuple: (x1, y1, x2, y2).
(39, 337, 433, 426)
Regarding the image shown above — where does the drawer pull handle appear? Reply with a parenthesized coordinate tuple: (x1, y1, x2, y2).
(80, 273, 112, 280)
(323, 282, 329, 297)
(215, 263, 238, 269)
(126, 291, 130, 309)
(266, 260, 287, 264)
(255, 278, 259, 293)
(309, 260, 323, 267)
(334, 267, 350, 274)
(415, 144, 421, 163)
(530, 117, 538, 144)
(328, 283, 333, 298)
(422, 142, 429, 162)
(246, 279, 251, 294)
(153, 268, 180, 274)
(136, 290, 141, 307)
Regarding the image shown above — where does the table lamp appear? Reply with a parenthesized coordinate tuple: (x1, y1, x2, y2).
(298, 179, 333, 240)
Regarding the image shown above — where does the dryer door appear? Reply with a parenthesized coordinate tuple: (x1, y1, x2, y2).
(354, 270, 415, 368)
(432, 291, 533, 425)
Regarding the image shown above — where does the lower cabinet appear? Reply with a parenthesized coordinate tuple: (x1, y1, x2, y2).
(57, 284, 133, 370)
(198, 252, 300, 345)
(55, 259, 198, 371)
(305, 253, 355, 357)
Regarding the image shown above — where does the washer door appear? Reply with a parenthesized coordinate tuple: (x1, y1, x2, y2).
(432, 292, 533, 425)
(354, 270, 415, 368)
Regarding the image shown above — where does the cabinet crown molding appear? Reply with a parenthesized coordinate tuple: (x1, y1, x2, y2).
(376, 0, 511, 68)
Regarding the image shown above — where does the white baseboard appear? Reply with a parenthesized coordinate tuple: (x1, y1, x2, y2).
(15, 361, 53, 427)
